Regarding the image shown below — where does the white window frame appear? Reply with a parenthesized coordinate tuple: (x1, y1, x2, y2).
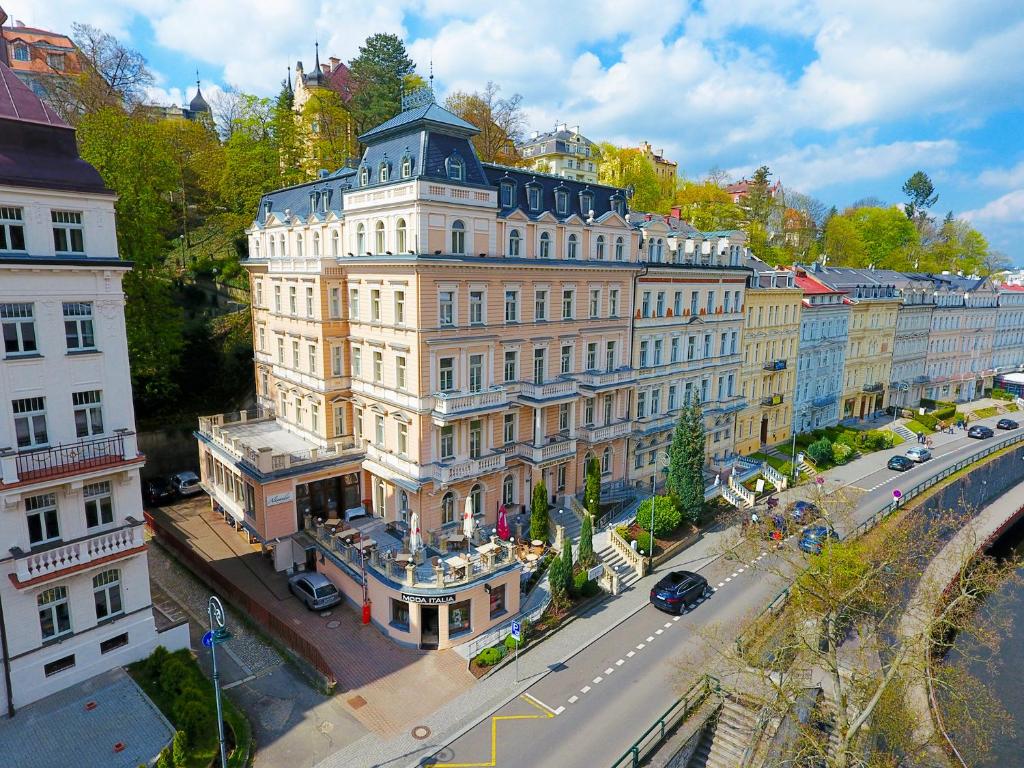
(51, 210, 84, 253)
(73, 390, 104, 438)
(93, 569, 123, 621)
(38, 585, 72, 641)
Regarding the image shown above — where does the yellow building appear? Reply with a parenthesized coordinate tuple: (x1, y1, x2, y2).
(637, 141, 678, 188)
(811, 267, 900, 420)
(518, 124, 599, 183)
(735, 259, 802, 454)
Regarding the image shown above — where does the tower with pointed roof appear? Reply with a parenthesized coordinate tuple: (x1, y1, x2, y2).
(183, 70, 212, 124)
(0, 60, 187, 713)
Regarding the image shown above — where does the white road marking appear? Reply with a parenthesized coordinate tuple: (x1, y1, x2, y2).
(593, 676, 603, 684)
(568, 695, 578, 704)
(655, 629, 664, 635)
(637, 643, 645, 650)
(673, 615, 682, 621)
(761, 551, 768, 556)
(581, 685, 591, 693)
(730, 572, 738, 578)
(717, 582, 725, 587)
(725, 577, 732, 582)
(553, 706, 565, 715)
(522, 692, 559, 716)
(646, 636, 654, 642)
(664, 622, 672, 628)
(604, 667, 614, 675)
(616, 659, 625, 666)
(627, 651, 636, 657)
(737, 567, 745, 573)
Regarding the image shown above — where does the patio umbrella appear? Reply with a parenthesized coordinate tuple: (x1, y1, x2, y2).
(497, 504, 510, 540)
(463, 496, 475, 539)
(409, 512, 421, 554)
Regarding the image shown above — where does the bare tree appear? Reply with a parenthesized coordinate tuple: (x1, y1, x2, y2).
(445, 81, 527, 164)
(208, 84, 244, 139)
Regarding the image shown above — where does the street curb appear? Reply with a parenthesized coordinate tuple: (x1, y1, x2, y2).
(404, 546, 728, 768)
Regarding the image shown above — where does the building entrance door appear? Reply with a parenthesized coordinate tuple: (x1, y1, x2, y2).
(859, 398, 867, 419)
(760, 416, 769, 445)
(421, 606, 439, 650)
(304, 547, 318, 573)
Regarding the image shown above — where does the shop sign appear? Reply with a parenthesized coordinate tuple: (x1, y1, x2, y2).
(401, 592, 456, 605)
(266, 491, 294, 506)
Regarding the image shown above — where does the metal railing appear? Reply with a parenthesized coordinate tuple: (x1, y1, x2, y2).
(609, 675, 720, 768)
(13, 433, 128, 481)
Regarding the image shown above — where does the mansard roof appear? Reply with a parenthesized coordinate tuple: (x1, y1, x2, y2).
(484, 164, 626, 222)
(359, 101, 478, 143)
(254, 168, 356, 227)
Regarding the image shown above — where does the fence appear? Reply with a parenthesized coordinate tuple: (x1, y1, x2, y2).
(146, 512, 337, 690)
(458, 599, 550, 660)
(609, 675, 720, 768)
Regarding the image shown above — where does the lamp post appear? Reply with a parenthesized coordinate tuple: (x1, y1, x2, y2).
(207, 596, 231, 768)
(647, 451, 670, 573)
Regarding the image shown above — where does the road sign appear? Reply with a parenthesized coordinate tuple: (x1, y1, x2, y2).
(202, 630, 213, 648)
(209, 596, 225, 628)
(511, 620, 521, 642)
(892, 489, 902, 500)
(587, 564, 604, 582)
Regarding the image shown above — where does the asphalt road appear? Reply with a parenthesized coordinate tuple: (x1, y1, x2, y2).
(423, 414, 1022, 768)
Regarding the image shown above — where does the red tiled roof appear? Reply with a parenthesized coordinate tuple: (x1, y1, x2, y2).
(0, 59, 67, 126)
(998, 284, 1024, 291)
(793, 271, 844, 296)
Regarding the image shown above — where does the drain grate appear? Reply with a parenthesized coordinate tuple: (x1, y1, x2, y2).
(411, 725, 432, 740)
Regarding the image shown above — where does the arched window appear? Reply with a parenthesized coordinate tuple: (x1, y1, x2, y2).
(356, 224, 366, 254)
(567, 233, 578, 260)
(595, 235, 605, 260)
(447, 155, 465, 181)
(615, 236, 624, 261)
(252, 239, 260, 258)
(401, 155, 412, 178)
(657, 238, 664, 262)
(451, 219, 466, 254)
(508, 229, 521, 257)
(539, 231, 551, 259)
(442, 492, 455, 525)
(375, 221, 385, 253)
(602, 446, 612, 474)
(396, 218, 407, 253)
(279, 234, 287, 257)
(471, 483, 483, 517)
(584, 452, 595, 471)
(296, 233, 304, 257)
(398, 490, 409, 521)
(374, 477, 386, 517)
(268, 236, 275, 257)
(12, 44, 29, 62)
(312, 232, 320, 256)
(331, 230, 340, 256)
(502, 474, 515, 505)
(359, 166, 369, 186)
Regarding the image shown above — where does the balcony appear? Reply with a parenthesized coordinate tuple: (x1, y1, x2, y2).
(761, 394, 784, 407)
(763, 359, 788, 371)
(812, 394, 837, 408)
(431, 386, 508, 423)
(436, 453, 507, 484)
(364, 444, 433, 483)
(577, 419, 634, 443)
(634, 412, 678, 434)
(10, 519, 145, 587)
(575, 368, 636, 392)
(512, 436, 577, 465)
(1, 432, 140, 488)
(862, 382, 884, 394)
(517, 378, 578, 402)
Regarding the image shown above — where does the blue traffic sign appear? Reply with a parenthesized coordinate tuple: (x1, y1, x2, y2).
(202, 630, 213, 648)
(511, 620, 521, 641)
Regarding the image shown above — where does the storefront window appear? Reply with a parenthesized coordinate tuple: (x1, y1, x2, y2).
(391, 599, 409, 630)
(489, 585, 506, 619)
(449, 599, 471, 636)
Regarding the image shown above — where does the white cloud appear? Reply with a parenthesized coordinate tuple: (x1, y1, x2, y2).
(962, 189, 1024, 223)
(977, 161, 1024, 189)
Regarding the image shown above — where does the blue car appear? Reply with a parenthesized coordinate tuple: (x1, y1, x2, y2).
(787, 499, 819, 524)
(798, 524, 839, 554)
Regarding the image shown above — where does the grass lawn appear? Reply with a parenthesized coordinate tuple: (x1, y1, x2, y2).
(972, 406, 999, 418)
(750, 452, 789, 473)
(1006, 403, 1020, 412)
(743, 475, 777, 495)
(905, 419, 934, 434)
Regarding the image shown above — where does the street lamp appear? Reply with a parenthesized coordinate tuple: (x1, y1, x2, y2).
(647, 450, 670, 573)
(207, 596, 232, 768)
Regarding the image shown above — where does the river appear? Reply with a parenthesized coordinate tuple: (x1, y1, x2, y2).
(940, 514, 1024, 765)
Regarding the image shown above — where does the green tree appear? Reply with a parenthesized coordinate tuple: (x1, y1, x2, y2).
(300, 88, 357, 175)
(667, 410, 688, 499)
(348, 33, 416, 136)
(671, 180, 744, 230)
(171, 730, 188, 768)
(584, 457, 601, 519)
(848, 206, 919, 268)
(445, 81, 526, 164)
(272, 83, 305, 188)
(823, 214, 867, 267)
(548, 551, 568, 607)
(596, 143, 662, 211)
(530, 481, 549, 541)
(677, 400, 706, 524)
(578, 512, 595, 569)
(902, 170, 938, 226)
(560, 535, 574, 595)
(635, 496, 683, 537)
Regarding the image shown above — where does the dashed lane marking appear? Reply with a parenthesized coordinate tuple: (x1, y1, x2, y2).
(673, 615, 682, 621)
(655, 629, 664, 635)
(725, 577, 732, 582)
(616, 659, 625, 666)
(646, 636, 654, 642)
(581, 685, 591, 693)
(637, 643, 645, 650)
(664, 622, 672, 628)
(593, 676, 603, 684)
(568, 695, 578, 704)
(627, 651, 636, 657)
(717, 582, 725, 588)
(604, 667, 613, 675)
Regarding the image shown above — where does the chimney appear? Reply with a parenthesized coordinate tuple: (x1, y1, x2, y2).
(321, 63, 329, 75)
(556, 122, 567, 132)
(329, 56, 340, 70)
(571, 125, 580, 134)
(656, 148, 663, 158)
(671, 206, 681, 220)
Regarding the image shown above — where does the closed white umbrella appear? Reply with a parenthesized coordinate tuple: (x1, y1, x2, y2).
(409, 512, 421, 554)
(463, 495, 475, 539)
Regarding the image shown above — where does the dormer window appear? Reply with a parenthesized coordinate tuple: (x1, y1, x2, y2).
(528, 185, 541, 212)
(359, 166, 369, 186)
(379, 160, 390, 183)
(446, 153, 465, 181)
(555, 189, 568, 216)
(13, 44, 29, 62)
(500, 182, 515, 208)
(321, 190, 330, 213)
(610, 193, 625, 216)
(579, 192, 593, 217)
(263, 201, 272, 223)
(401, 152, 413, 178)
(310, 192, 319, 212)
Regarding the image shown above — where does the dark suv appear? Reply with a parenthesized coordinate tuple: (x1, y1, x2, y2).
(650, 571, 710, 614)
(996, 418, 1018, 430)
(968, 425, 994, 439)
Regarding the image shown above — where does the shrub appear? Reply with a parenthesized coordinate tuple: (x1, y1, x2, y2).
(633, 531, 653, 556)
(806, 437, 833, 465)
(991, 387, 1014, 401)
(635, 496, 683, 537)
(158, 657, 190, 699)
(578, 513, 595, 569)
(155, 747, 173, 768)
(916, 413, 939, 430)
(172, 730, 188, 768)
(859, 430, 892, 451)
(173, 697, 214, 746)
(573, 570, 600, 598)
(933, 405, 956, 422)
(475, 647, 503, 667)
(831, 442, 853, 465)
(504, 632, 527, 651)
(530, 481, 549, 542)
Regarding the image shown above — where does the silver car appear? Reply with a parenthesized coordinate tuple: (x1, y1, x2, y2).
(905, 446, 932, 463)
(288, 572, 342, 610)
(170, 470, 203, 495)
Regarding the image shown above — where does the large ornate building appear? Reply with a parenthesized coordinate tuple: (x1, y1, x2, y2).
(518, 124, 600, 184)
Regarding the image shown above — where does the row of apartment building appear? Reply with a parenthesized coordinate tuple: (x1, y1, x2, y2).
(194, 89, 1024, 651)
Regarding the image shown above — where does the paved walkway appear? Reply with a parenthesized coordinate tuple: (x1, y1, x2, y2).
(149, 498, 474, 737)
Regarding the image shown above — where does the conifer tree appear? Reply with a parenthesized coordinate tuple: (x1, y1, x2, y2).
(578, 512, 595, 569)
(530, 481, 549, 542)
(678, 399, 707, 524)
(584, 457, 601, 519)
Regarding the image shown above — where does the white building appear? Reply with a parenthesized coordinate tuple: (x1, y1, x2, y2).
(0, 62, 186, 714)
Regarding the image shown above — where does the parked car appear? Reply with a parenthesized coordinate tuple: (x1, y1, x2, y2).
(787, 499, 819, 523)
(650, 570, 711, 614)
(170, 470, 203, 496)
(288, 572, 342, 611)
(996, 418, 1019, 430)
(798, 524, 839, 554)
(887, 455, 915, 472)
(905, 446, 932, 463)
(968, 425, 994, 439)
(143, 476, 176, 506)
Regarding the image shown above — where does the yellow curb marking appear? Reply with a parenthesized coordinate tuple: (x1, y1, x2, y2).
(425, 694, 555, 767)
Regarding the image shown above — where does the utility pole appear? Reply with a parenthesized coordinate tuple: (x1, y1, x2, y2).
(207, 596, 231, 768)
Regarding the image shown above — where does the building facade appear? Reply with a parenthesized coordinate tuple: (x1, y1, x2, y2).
(791, 269, 849, 431)
(735, 259, 801, 455)
(199, 92, 639, 649)
(993, 285, 1024, 375)
(518, 124, 599, 184)
(880, 272, 935, 409)
(0, 9, 84, 101)
(923, 275, 998, 402)
(628, 217, 748, 486)
(0, 63, 185, 713)
(636, 142, 677, 188)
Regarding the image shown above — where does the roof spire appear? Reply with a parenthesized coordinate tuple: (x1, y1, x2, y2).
(315, 40, 321, 71)
(429, 59, 434, 90)
(287, 64, 292, 93)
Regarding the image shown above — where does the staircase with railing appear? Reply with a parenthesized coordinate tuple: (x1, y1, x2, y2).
(760, 460, 788, 490)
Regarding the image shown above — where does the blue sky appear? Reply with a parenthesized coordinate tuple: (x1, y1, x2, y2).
(8, 0, 1024, 264)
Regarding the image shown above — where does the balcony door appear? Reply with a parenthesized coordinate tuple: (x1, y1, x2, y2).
(469, 355, 483, 393)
